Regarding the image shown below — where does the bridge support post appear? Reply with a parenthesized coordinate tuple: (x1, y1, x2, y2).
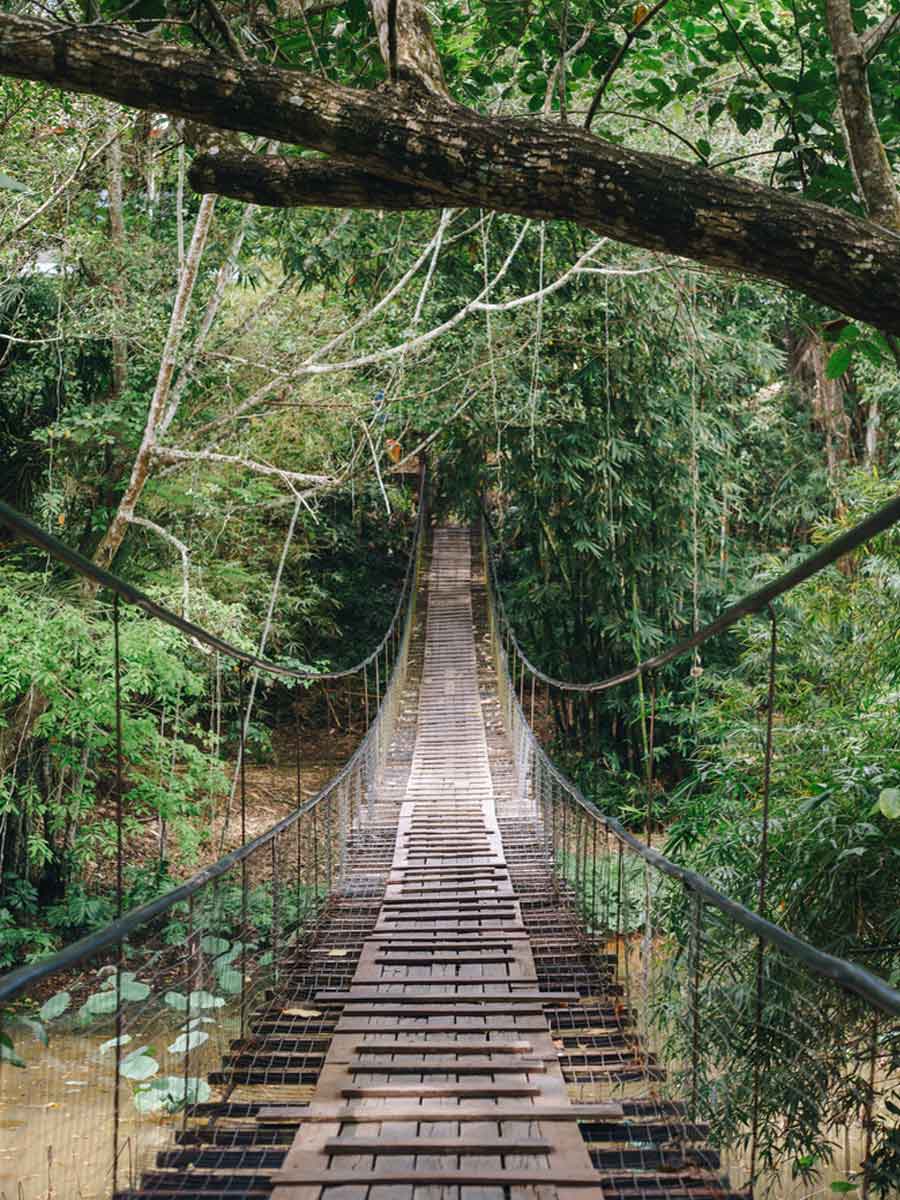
(749, 607, 778, 1194)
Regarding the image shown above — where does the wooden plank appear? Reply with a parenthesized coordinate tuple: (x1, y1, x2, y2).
(339, 1084, 543, 1099)
(367, 932, 530, 941)
(323, 1137, 553, 1155)
(271, 528, 606, 1200)
(258, 1104, 627, 1123)
(274, 1170, 605, 1186)
(328, 1005, 548, 1017)
(332, 1020, 550, 1033)
(347, 1059, 548, 1074)
(352, 1041, 535, 1054)
(314, 991, 578, 1003)
(368, 936, 528, 944)
(371, 954, 517, 964)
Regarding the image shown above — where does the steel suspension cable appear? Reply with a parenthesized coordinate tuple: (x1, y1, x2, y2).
(0, 462, 426, 684)
(484, 488, 900, 692)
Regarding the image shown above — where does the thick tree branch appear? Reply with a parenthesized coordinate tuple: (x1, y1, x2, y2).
(3, 15, 900, 329)
(152, 446, 333, 488)
(862, 9, 900, 60)
(190, 150, 455, 208)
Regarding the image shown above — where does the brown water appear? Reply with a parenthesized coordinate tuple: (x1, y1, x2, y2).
(0, 759, 340, 1200)
(1, 1029, 165, 1200)
(0, 1002, 246, 1200)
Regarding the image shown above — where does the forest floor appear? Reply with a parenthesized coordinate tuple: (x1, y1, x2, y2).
(92, 719, 365, 883)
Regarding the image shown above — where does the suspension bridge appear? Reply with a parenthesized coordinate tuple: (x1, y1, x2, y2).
(2, 480, 900, 1200)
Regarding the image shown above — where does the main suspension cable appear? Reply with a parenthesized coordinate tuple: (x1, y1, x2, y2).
(0, 462, 426, 684)
(484, 488, 900, 692)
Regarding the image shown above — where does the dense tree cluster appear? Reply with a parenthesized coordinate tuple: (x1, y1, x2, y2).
(1, 0, 900, 1125)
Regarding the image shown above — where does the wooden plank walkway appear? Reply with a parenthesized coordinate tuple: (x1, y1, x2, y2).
(120, 526, 742, 1200)
(270, 527, 606, 1198)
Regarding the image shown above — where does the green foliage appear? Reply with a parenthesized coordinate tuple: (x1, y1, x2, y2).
(133, 1074, 211, 1114)
(626, 475, 900, 1189)
(2, 20, 900, 1185)
(152, 0, 900, 220)
(0, 573, 229, 962)
(476, 253, 785, 781)
(664, 475, 900, 961)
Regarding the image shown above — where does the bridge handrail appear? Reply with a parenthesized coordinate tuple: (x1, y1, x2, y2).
(0, 461, 426, 682)
(484, 490, 900, 691)
(482, 525, 900, 1019)
(0, 466, 428, 1005)
(0, 728, 369, 1004)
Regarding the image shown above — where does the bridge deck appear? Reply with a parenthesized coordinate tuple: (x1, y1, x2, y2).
(121, 527, 737, 1200)
(271, 527, 602, 1198)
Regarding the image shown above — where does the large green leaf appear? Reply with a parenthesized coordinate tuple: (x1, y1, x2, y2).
(200, 935, 230, 957)
(100, 1034, 133, 1054)
(216, 967, 242, 995)
(119, 977, 151, 1003)
(825, 344, 852, 380)
(878, 788, 900, 820)
(82, 991, 119, 1017)
(39, 992, 71, 1021)
(133, 1074, 210, 1113)
(167, 1030, 209, 1054)
(119, 1051, 159, 1081)
(187, 989, 226, 1010)
(0, 171, 27, 192)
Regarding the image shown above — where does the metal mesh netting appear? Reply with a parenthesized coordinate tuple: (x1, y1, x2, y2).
(0, 494, 424, 1200)
(485, 529, 900, 1200)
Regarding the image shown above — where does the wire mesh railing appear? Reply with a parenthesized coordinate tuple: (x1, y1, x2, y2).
(0, 468, 426, 1200)
(483, 518, 900, 1200)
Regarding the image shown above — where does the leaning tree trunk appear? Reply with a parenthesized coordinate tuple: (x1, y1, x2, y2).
(86, 192, 217, 591)
(107, 122, 128, 400)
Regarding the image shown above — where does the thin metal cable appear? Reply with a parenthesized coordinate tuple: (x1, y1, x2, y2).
(112, 593, 124, 1198)
(482, 489, 900, 693)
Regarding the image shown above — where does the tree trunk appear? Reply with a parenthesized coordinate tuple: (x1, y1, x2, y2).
(369, 0, 448, 95)
(864, 397, 880, 470)
(3, 15, 900, 330)
(825, 0, 900, 229)
(790, 329, 853, 483)
(87, 193, 217, 589)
